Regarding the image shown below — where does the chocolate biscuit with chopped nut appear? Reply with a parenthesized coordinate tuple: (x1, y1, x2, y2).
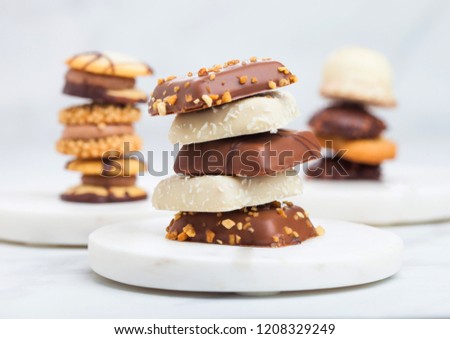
(165, 201, 323, 247)
(149, 58, 298, 116)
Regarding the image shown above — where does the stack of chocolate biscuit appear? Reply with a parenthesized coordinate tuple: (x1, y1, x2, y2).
(149, 58, 324, 247)
(306, 47, 397, 180)
(56, 51, 152, 203)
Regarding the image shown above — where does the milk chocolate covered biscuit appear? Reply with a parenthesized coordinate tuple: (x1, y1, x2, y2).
(309, 102, 386, 139)
(149, 58, 298, 116)
(81, 174, 137, 187)
(63, 82, 147, 104)
(305, 157, 381, 180)
(166, 201, 323, 247)
(174, 130, 321, 176)
(61, 184, 147, 203)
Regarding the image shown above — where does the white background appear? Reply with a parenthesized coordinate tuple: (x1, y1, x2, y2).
(1, 0, 450, 319)
(1, 0, 450, 186)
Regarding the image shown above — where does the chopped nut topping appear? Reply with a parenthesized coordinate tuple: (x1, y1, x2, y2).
(187, 72, 193, 77)
(216, 239, 223, 245)
(216, 99, 222, 105)
(157, 78, 165, 85)
(209, 64, 223, 72)
(229, 234, 236, 245)
(173, 212, 182, 221)
(183, 224, 196, 238)
(283, 201, 294, 207)
(221, 91, 232, 103)
(243, 222, 251, 230)
(201, 94, 213, 107)
(193, 98, 200, 104)
(278, 66, 287, 73)
(247, 227, 255, 233)
(292, 231, 300, 238)
(156, 101, 167, 115)
(236, 222, 243, 230)
(272, 235, 280, 243)
(276, 208, 287, 218)
(217, 212, 222, 217)
(293, 215, 299, 221)
(166, 75, 176, 81)
(224, 59, 240, 67)
(177, 232, 188, 241)
(268, 81, 277, 89)
(174, 86, 180, 93)
(209, 73, 216, 81)
(162, 90, 167, 96)
(206, 86, 211, 93)
(239, 75, 248, 84)
(251, 206, 258, 211)
(271, 201, 282, 208)
(164, 94, 177, 106)
(296, 211, 305, 219)
(250, 56, 257, 62)
(184, 81, 190, 88)
(209, 94, 219, 100)
(251, 77, 258, 83)
(279, 78, 290, 87)
(289, 75, 298, 83)
(198, 68, 208, 76)
(166, 231, 178, 240)
(222, 219, 236, 229)
(236, 235, 242, 244)
(283, 226, 293, 235)
(244, 216, 251, 222)
(206, 229, 215, 243)
(316, 226, 325, 236)
(185, 94, 193, 102)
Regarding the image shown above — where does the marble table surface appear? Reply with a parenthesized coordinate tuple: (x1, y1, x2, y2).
(1, 220, 449, 318)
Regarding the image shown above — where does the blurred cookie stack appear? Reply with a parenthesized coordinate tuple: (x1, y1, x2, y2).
(149, 58, 324, 247)
(56, 51, 152, 203)
(307, 47, 397, 180)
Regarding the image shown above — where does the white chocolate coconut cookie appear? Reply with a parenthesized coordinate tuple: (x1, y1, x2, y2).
(168, 91, 299, 145)
(320, 46, 396, 107)
(152, 171, 303, 212)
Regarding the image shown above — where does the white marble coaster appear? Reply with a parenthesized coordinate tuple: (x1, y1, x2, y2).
(295, 164, 450, 225)
(88, 217, 403, 293)
(0, 191, 169, 246)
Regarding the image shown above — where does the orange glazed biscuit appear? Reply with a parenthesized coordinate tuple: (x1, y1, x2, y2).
(320, 47, 396, 108)
(56, 134, 142, 158)
(66, 158, 145, 176)
(317, 136, 396, 165)
(66, 51, 153, 78)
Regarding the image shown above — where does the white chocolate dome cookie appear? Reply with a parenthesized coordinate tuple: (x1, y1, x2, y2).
(320, 46, 396, 107)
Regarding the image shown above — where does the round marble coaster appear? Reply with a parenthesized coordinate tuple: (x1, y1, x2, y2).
(295, 164, 450, 225)
(0, 191, 168, 246)
(88, 217, 403, 293)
